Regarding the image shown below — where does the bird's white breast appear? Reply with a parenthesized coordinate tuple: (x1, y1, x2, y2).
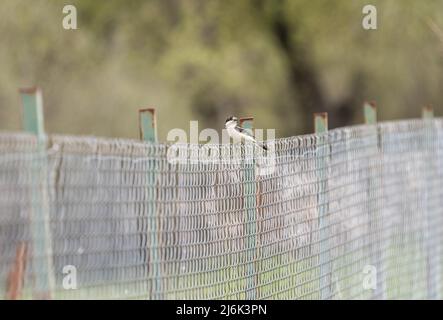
(226, 126, 255, 143)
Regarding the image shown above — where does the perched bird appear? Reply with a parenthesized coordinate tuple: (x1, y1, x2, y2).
(225, 116, 267, 150)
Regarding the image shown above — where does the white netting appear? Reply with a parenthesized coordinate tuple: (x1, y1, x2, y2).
(0, 118, 442, 299)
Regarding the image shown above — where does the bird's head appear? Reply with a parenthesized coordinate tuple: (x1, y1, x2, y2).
(225, 116, 238, 128)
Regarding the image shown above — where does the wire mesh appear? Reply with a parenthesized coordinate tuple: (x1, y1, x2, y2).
(0, 118, 443, 299)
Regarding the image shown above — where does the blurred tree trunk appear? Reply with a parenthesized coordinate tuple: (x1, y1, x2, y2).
(256, 0, 361, 132)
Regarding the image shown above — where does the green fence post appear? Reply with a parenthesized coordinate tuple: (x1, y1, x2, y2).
(314, 112, 331, 299)
(422, 106, 440, 299)
(19, 87, 55, 299)
(422, 106, 434, 120)
(139, 108, 158, 142)
(314, 113, 328, 134)
(364, 101, 377, 125)
(20, 88, 45, 140)
(239, 117, 257, 300)
(363, 101, 387, 299)
(139, 108, 160, 299)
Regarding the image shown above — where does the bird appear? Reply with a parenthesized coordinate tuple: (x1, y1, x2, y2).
(225, 116, 268, 151)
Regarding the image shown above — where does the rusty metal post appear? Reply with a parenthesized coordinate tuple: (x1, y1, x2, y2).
(6, 243, 28, 299)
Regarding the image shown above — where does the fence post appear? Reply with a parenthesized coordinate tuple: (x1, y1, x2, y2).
(364, 101, 377, 125)
(6, 242, 27, 299)
(139, 108, 161, 299)
(314, 112, 331, 299)
(422, 106, 434, 120)
(314, 113, 328, 133)
(363, 101, 387, 299)
(239, 117, 257, 299)
(422, 106, 440, 299)
(139, 108, 158, 142)
(19, 87, 55, 299)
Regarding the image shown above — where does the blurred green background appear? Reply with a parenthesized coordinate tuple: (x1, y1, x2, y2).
(1, 0, 443, 140)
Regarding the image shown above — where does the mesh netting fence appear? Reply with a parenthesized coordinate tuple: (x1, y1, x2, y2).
(0, 118, 443, 299)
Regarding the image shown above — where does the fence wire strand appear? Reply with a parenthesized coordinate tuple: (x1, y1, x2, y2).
(1, 118, 443, 299)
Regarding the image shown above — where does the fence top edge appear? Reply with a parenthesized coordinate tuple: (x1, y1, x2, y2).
(0, 118, 441, 155)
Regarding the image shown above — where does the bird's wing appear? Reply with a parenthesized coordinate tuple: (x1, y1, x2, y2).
(235, 126, 254, 138)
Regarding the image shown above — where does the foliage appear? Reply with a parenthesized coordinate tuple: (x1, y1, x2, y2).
(1, 0, 443, 139)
